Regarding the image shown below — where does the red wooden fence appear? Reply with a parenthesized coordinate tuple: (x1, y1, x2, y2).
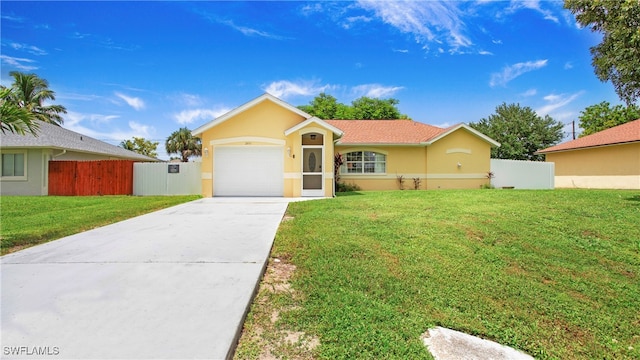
(48, 160, 135, 196)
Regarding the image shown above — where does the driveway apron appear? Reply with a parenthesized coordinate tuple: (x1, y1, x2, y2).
(1, 198, 291, 359)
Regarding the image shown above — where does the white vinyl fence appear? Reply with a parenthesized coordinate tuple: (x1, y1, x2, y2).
(133, 162, 202, 196)
(490, 159, 554, 189)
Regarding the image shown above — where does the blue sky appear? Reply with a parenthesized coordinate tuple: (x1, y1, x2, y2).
(1, 1, 622, 159)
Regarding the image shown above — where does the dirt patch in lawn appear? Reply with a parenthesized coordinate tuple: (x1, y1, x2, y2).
(234, 257, 320, 360)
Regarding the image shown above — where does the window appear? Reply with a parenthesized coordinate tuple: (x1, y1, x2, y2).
(344, 151, 386, 174)
(1, 152, 27, 179)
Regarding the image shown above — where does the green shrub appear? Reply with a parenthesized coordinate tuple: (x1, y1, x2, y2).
(337, 182, 361, 192)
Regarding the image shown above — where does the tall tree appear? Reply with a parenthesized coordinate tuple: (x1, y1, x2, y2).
(350, 97, 407, 120)
(299, 92, 339, 119)
(577, 101, 640, 137)
(564, 0, 640, 105)
(469, 103, 564, 161)
(120, 137, 159, 158)
(298, 93, 408, 119)
(6, 71, 67, 125)
(0, 87, 39, 135)
(165, 127, 201, 162)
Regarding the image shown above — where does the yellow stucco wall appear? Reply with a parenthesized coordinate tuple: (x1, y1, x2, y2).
(198, 100, 336, 197)
(546, 143, 639, 175)
(546, 142, 640, 189)
(336, 146, 426, 190)
(336, 128, 492, 191)
(425, 128, 492, 189)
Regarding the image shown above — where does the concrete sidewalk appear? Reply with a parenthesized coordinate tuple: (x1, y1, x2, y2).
(1, 198, 299, 359)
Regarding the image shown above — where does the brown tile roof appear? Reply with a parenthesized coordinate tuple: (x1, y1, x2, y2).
(325, 120, 446, 144)
(537, 119, 640, 154)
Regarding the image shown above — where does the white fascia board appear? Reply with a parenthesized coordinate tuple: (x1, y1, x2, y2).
(284, 117, 344, 137)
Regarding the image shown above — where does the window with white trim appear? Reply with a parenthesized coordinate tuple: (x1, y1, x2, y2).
(1, 152, 27, 179)
(344, 151, 386, 174)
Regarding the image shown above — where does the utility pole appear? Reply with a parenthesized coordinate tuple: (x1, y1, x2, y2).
(572, 120, 576, 140)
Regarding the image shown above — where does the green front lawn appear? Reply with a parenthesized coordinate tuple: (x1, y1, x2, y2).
(237, 189, 640, 359)
(0, 195, 200, 255)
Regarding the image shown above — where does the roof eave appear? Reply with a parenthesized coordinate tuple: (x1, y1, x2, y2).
(335, 142, 426, 147)
(536, 140, 640, 155)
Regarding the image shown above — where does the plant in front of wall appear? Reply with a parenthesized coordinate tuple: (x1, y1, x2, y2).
(337, 182, 361, 193)
(482, 171, 495, 189)
(334, 153, 344, 189)
(397, 175, 405, 190)
(412, 177, 421, 190)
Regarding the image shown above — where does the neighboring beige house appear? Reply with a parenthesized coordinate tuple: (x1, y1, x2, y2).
(537, 119, 640, 189)
(192, 93, 500, 197)
(0, 121, 157, 195)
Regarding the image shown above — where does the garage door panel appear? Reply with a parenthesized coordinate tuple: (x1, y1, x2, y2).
(214, 147, 284, 196)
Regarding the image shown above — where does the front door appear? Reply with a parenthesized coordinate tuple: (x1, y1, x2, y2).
(302, 146, 323, 196)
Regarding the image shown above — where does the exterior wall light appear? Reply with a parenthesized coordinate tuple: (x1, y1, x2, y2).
(204, 147, 209, 157)
(457, 162, 462, 168)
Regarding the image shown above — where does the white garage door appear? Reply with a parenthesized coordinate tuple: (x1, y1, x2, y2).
(214, 146, 284, 196)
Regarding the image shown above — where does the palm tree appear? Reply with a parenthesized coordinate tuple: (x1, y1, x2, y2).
(7, 71, 67, 125)
(165, 127, 202, 162)
(0, 87, 39, 135)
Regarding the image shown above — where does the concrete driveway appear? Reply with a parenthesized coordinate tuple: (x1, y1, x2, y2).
(1, 198, 297, 359)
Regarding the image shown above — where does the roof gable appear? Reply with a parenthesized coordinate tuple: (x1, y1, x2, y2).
(284, 117, 343, 137)
(426, 123, 501, 147)
(0, 121, 157, 161)
(537, 118, 640, 154)
(192, 93, 312, 136)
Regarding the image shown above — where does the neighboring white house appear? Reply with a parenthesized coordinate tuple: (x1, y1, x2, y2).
(1, 121, 157, 195)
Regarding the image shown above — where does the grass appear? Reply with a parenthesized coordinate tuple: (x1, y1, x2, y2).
(235, 189, 640, 360)
(0, 195, 200, 255)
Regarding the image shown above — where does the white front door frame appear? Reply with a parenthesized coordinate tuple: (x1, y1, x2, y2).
(301, 145, 324, 197)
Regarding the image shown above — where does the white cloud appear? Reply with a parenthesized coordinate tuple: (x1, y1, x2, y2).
(342, 15, 372, 29)
(393, 49, 409, 53)
(0, 55, 38, 71)
(478, 50, 493, 56)
(64, 111, 119, 126)
(356, 0, 472, 53)
(263, 80, 334, 99)
(174, 93, 203, 107)
(552, 111, 577, 123)
(300, 3, 324, 16)
(564, 61, 573, 70)
(520, 88, 538, 97)
(8, 42, 47, 56)
(64, 111, 153, 141)
(115, 92, 145, 110)
(1, 14, 25, 22)
(173, 107, 231, 125)
(536, 91, 584, 117)
(57, 92, 103, 102)
(506, 0, 560, 23)
(351, 84, 404, 98)
(489, 59, 548, 87)
(218, 19, 285, 39)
